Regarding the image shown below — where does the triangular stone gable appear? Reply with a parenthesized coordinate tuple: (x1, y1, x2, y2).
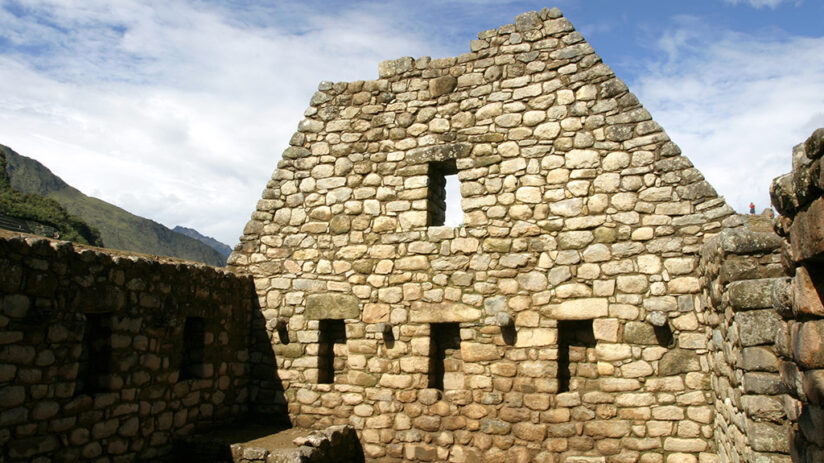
(229, 7, 734, 462)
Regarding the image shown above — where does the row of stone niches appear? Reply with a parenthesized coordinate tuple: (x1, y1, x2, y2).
(303, 318, 664, 394)
(75, 313, 207, 395)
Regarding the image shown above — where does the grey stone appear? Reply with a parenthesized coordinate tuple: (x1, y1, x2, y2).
(735, 309, 782, 346)
(623, 322, 657, 345)
(305, 293, 360, 319)
(429, 76, 457, 98)
(659, 349, 700, 376)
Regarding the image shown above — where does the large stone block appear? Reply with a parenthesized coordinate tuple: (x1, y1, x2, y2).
(790, 197, 824, 262)
(793, 265, 824, 317)
(728, 278, 783, 310)
(735, 309, 782, 346)
(305, 293, 360, 320)
(547, 298, 608, 320)
(409, 302, 481, 323)
(659, 349, 700, 376)
(793, 319, 824, 369)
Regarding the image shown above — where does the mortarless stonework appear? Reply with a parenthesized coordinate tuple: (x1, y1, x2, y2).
(0, 234, 256, 462)
(3, 6, 818, 463)
(229, 7, 740, 462)
(770, 128, 824, 463)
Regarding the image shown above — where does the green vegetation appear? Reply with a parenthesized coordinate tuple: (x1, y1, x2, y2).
(1, 144, 228, 266)
(0, 150, 103, 246)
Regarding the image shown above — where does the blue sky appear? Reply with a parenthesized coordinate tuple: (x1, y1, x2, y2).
(0, 0, 822, 245)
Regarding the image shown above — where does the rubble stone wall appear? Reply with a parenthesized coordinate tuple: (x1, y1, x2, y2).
(0, 234, 255, 462)
(700, 226, 791, 463)
(230, 7, 738, 462)
(771, 128, 824, 463)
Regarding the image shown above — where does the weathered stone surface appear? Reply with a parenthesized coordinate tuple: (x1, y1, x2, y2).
(735, 309, 782, 347)
(728, 278, 783, 310)
(409, 302, 481, 323)
(623, 322, 658, 345)
(429, 76, 457, 98)
(659, 349, 701, 376)
(305, 293, 360, 319)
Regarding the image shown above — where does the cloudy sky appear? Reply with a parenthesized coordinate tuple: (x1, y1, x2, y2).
(0, 0, 822, 246)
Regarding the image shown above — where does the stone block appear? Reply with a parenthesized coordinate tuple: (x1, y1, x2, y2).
(744, 372, 785, 395)
(735, 309, 782, 346)
(409, 302, 481, 323)
(747, 421, 790, 453)
(790, 197, 824, 261)
(719, 228, 783, 255)
(305, 293, 360, 320)
(793, 265, 824, 317)
(623, 321, 658, 345)
(461, 343, 499, 362)
(515, 328, 556, 347)
(793, 319, 824, 369)
(740, 347, 780, 372)
(429, 76, 457, 98)
(728, 278, 783, 310)
(548, 298, 608, 320)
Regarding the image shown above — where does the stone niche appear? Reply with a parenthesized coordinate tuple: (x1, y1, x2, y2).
(230, 6, 739, 463)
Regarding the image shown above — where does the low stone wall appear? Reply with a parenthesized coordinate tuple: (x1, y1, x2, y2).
(771, 128, 824, 463)
(700, 225, 791, 462)
(0, 234, 254, 461)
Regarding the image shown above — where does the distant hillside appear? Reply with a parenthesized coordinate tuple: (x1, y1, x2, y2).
(173, 226, 233, 257)
(1, 144, 227, 266)
(0, 150, 102, 246)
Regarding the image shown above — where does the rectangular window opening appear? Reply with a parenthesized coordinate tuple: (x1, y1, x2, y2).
(76, 313, 113, 395)
(427, 159, 460, 227)
(428, 323, 461, 390)
(318, 319, 347, 384)
(558, 319, 596, 393)
(180, 317, 206, 380)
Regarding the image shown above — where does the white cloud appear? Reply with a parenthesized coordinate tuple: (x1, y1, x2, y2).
(723, 0, 792, 8)
(0, 0, 450, 245)
(633, 23, 824, 215)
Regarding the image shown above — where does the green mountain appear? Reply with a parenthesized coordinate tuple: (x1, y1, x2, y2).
(173, 226, 233, 258)
(0, 151, 103, 246)
(1, 144, 227, 266)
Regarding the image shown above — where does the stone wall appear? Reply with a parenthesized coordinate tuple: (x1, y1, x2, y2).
(0, 233, 255, 462)
(771, 128, 824, 463)
(231, 7, 738, 462)
(700, 225, 791, 462)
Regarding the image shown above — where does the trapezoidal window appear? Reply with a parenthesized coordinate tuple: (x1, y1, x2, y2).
(318, 319, 347, 384)
(427, 159, 461, 227)
(76, 313, 113, 395)
(180, 317, 206, 380)
(428, 323, 462, 390)
(558, 319, 597, 393)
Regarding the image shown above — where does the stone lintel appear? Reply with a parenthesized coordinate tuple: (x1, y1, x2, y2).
(305, 293, 360, 320)
(547, 298, 608, 320)
(409, 302, 481, 323)
(406, 143, 471, 165)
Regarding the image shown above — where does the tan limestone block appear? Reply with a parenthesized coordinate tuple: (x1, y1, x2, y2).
(547, 298, 608, 319)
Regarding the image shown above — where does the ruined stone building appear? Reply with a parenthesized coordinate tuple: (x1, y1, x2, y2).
(1, 6, 822, 463)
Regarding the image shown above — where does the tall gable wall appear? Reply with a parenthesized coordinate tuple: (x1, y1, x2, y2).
(231, 7, 737, 462)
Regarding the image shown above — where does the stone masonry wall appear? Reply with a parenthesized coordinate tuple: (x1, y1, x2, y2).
(770, 128, 824, 463)
(0, 233, 254, 462)
(700, 225, 791, 463)
(231, 7, 738, 463)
